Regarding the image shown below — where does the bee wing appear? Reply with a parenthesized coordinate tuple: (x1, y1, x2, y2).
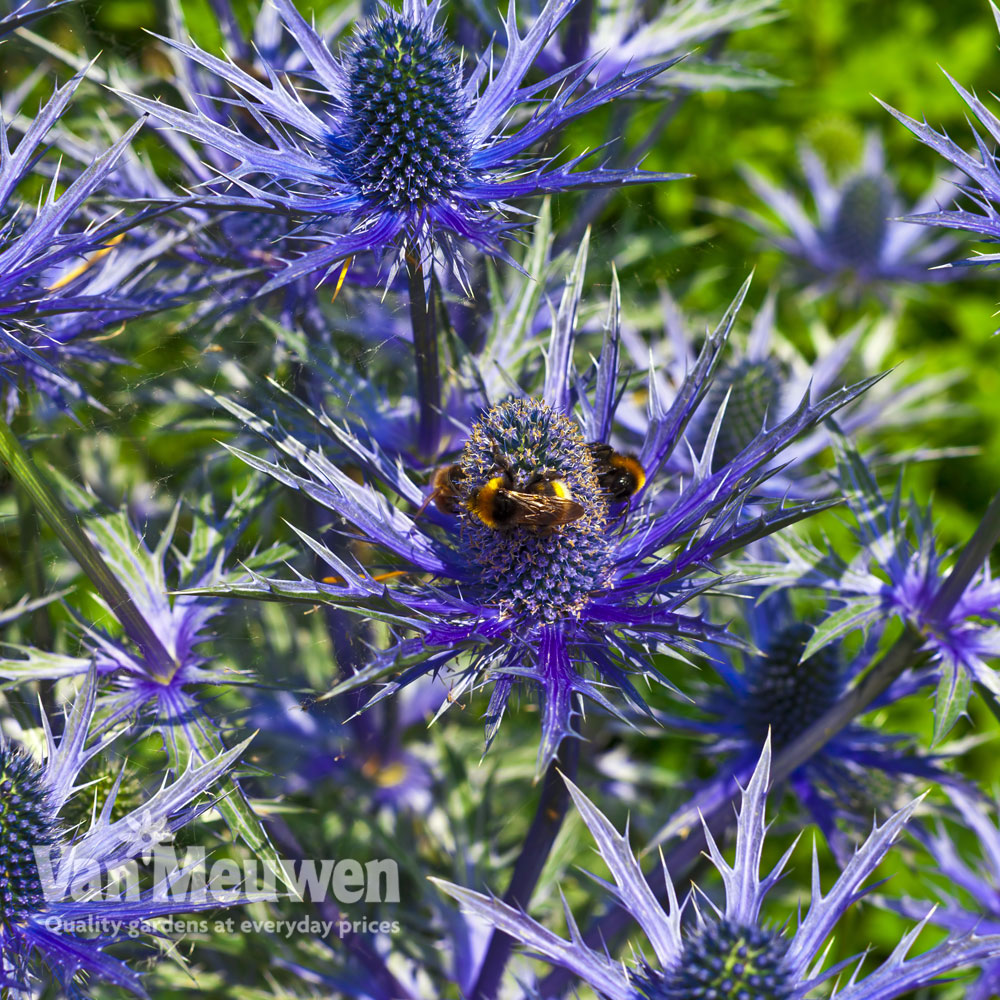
(506, 491, 585, 526)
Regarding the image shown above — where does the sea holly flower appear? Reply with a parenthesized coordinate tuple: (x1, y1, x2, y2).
(892, 788, 1000, 1000)
(199, 270, 876, 772)
(651, 590, 958, 865)
(726, 132, 960, 293)
(120, 0, 684, 291)
(744, 436, 1000, 743)
(0, 668, 253, 994)
(43, 0, 382, 333)
(616, 289, 950, 494)
(0, 478, 292, 733)
(878, 4, 1000, 270)
(435, 738, 1000, 999)
(0, 68, 198, 412)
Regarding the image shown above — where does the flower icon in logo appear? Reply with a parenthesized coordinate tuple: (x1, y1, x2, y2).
(123, 810, 175, 864)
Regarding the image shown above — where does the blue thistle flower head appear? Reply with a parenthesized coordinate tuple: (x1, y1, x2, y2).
(740, 614, 844, 748)
(636, 918, 794, 1000)
(749, 436, 1000, 743)
(77, 0, 397, 331)
(435, 739, 1000, 999)
(456, 397, 612, 620)
(122, 0, 685, 290)
(0, 668, 252, 994)
(204, 260, 878, 774)
(343, 12, 470, 211)
(729, 132, 961, 293)
(0, 747, 56, 934)
(655, 590, 958, 864)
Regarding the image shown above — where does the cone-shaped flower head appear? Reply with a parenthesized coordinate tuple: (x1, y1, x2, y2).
(202, 257, 877, 774)
(435, 739, 1000, 999)
(637, 919, 794, 999)
(0, 747, 55, 935)
(344, 14, 470, 211)
(742, 620, 843, 748)
(0, 669, 252, 993)
(121, 0, 684, 290)
(457, 398, 612, 620)
(652, 591, 958, 865)
(691, 356, 785, 471)
(730, 132, 960, 293)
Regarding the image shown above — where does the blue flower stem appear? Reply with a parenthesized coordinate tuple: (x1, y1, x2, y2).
(562, 0, 595, 66)
(472, 716, 582, 1000)
(0, 415, 176, 679)
(540, 493, 1000, 998)
(406, 246, 442, 458)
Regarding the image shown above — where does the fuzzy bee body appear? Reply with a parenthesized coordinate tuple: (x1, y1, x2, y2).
(587, 442, 646, 503)
(427, 463, 467, 515)
(467, 472, 584, 531)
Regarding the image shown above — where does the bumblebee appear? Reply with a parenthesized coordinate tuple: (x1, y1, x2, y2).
(412, 463, 467, 519)
(587, 443, 646, 503)
(428, 463, 467, 515)
(467, 470, 584, 531)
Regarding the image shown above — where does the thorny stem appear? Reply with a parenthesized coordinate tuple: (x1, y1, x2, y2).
(540, 488, 1000, 997)
(473, 719, 582, 1000)
(406, 245, 442, 459)
(0, 416, 177, 680)
(562, 0, 595, 67)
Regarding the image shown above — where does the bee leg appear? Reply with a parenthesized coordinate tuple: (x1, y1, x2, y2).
(412, 489, 438, 522)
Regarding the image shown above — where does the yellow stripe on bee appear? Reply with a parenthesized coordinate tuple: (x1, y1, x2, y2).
(611, 453, 646, 492)
(550, 479, 571, 500)
(469, 476, 505, 528)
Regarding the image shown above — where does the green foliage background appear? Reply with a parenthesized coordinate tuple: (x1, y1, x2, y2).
(3, 0, 1000, 996)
